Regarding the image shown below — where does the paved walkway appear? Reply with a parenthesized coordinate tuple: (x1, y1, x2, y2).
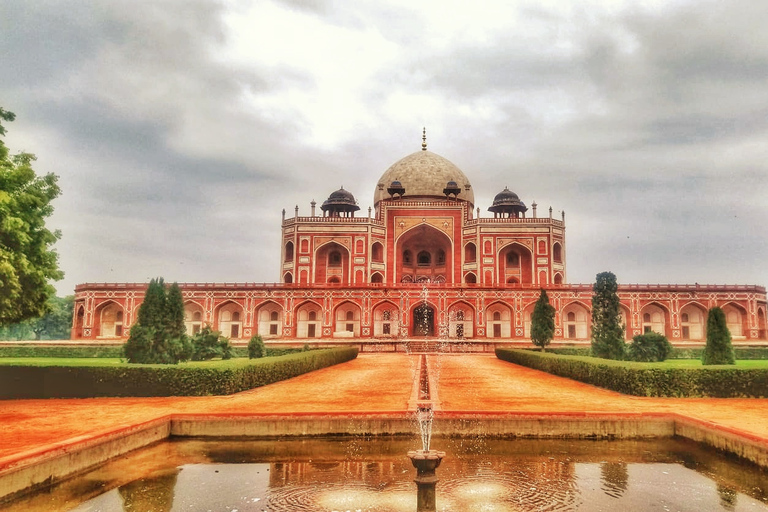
(2, 354, 768, 462)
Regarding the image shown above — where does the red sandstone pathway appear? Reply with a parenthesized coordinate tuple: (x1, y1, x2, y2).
(2, 353, 768, 464)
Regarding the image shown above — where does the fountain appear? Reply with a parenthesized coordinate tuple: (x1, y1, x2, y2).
(407, 447, 445, 512)
(407, 354, 445, 512)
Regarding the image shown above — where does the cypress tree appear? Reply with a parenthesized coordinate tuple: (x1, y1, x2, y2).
(137, 278, 166, 331)
(164, 282, 186, 340)
(591, 271, 625, 359)
(530, 289, 555, 351)
(702, 306, 735, 365)
(124, 277, 189, 364)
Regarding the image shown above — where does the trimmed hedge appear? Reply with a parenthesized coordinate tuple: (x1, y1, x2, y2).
(0, 347, 358, 399)
(0, 345, 300, 359)
(0, 345, 124, 358)
(497, 348, 768, 398)
(524, 347, 768, 360)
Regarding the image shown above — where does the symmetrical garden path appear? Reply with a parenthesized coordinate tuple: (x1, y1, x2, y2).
(2, 353, 768, 461)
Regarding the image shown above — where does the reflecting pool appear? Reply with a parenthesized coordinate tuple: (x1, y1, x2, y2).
(3, 436, 768, 511)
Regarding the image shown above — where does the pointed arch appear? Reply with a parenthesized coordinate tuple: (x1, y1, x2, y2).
(410, 300, 437, 337)
(395, 224, 454, 285)
(498, 241, 533, 285)
(96, 300, 124, 338)
(757, 306, 766, 340)
(561, 301, 590, 340)
(214, 300, 244, 339)
(464, 242, 477, 263)
(314, 241, 351, 285)
(553, 242, 563, 263)
(284, 241, 294, 262)
(721, 302, 748, 339)
(333, 301, 361, 337)
(370, 271, 384, 284)
(256, 300, 284, 338)
(371, 241, 384, 262)
(485, 300, 513, 338)
(447, 300, 475, 339)
(639, 302, 669, 337)
(679, 301, 707, 341)
(464, 272, 477, 284)
(183, 300, 205, 336)
(283, 272, 293, 284)
(373, 300, 400, 337)
(74, 304, 85, 339)
(295, 300, 323, 338)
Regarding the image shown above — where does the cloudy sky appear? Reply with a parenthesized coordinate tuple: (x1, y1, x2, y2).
(1, 0, 766, 296)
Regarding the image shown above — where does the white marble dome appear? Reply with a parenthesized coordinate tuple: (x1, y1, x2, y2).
(373, 150, 475, 208)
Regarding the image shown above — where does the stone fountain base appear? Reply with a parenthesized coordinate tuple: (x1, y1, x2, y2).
(407, 449, 446, 512)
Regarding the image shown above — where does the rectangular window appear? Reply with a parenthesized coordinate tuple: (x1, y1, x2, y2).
(493, 324, 501, 338)
(231, 325, 240, 338)
(383, 323, 390, 334)
(644, 326, 652, 334)
(270, 324, 278, 335)
(346, 323, 354, 332)
(308, 324, 316, 337)
(568, 325, 576, 338)
(115, 325, 123, 337)
(682, 326, 690, 339)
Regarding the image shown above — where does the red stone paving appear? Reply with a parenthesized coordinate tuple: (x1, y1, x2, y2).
(2, 353, 768, 465)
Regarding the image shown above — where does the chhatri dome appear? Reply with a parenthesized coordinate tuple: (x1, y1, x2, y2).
(374, 129, 475, 209)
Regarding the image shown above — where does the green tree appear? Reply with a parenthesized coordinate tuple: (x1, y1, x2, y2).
(626, 332, 673, 362)
(702, 306, 735, 365)
(0, 295, 73, 340)
(0, 107, 63, 325)
(30, 295, 74, 340)
(591, 271, 625, 359)
(190, 326, 231, 361)
(530, 289, 555, 351)
(124, 278, 190, 364)
(248, 333, 266, 358)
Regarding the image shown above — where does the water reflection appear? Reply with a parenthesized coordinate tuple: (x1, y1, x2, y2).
(3, 437, 768, 511)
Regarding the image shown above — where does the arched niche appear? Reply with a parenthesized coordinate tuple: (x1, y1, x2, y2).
(314, 241, 350, 285)
(373, 301, 400, 337)
(485, 302, 512, 338)
(184, 301, 205, 336)
(215, 301, 244, 339)
(296, 301, 323, 338)
(396, 224, 453, 285)
(498, 242, 533, 285)
(256, 301, 283, 338)
(334, 301, 361, 337)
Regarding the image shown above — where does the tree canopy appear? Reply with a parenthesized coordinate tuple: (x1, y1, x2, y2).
(124, 278, 191, 364)
(530, 288, 555, 351)
(591, 271, 625, 359)
(0, 107, 63, 326)
(702, 306, 735, 365)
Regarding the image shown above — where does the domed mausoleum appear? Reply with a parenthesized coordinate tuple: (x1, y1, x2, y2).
(73, 132, 767, 347)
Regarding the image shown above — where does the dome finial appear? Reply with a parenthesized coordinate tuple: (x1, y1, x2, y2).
(422, 127, 427, 151)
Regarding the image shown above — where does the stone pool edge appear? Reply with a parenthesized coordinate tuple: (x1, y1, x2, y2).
(2, 411, 768, 503)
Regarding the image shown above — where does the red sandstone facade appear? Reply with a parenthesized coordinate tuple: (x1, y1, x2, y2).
(72, 139, 768, 346)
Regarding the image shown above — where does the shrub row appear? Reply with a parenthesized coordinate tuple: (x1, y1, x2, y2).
(0, 347, 358, 399)
(498, 348, 768, 398)
(0, 345, 301, 359)
(0, 345, 124, 358)
(525, 346, 768, 360)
